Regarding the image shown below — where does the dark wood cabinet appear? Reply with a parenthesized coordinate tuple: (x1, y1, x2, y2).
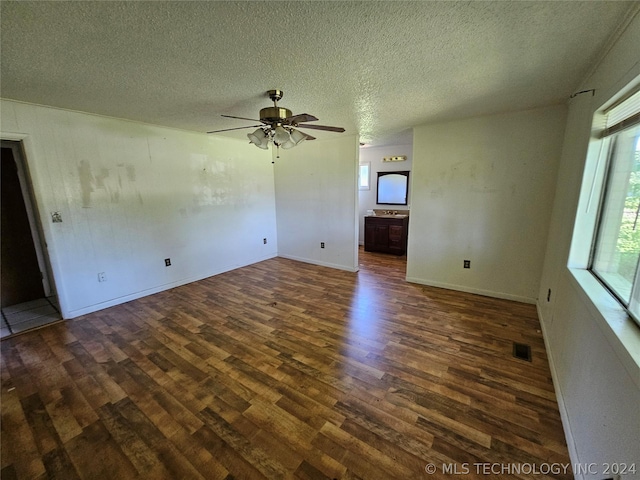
(364, 216, 409, 255)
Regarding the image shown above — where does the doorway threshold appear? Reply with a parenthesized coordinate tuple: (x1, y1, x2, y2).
(1, 297, 62, 338)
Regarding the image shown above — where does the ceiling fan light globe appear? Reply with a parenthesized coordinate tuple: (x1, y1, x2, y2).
(281, 139, 296, 149)
(254, 139, 269, 150)
(289, 128, 307, 146)
(273, 126, 290, 145)
(247, 128, 269, 148)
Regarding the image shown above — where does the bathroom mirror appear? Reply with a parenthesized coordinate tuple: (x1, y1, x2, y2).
(377, 171, 409, 205)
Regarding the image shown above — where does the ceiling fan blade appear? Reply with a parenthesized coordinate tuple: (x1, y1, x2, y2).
(221, 114, 263, 122)
(296, 123, 345, 133)
(286, 113, 318, 124)
(302, 133, 316, 141)
(207, 124, 263, 134)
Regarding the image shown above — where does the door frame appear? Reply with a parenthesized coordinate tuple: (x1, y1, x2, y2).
(1, 137, 57, 303)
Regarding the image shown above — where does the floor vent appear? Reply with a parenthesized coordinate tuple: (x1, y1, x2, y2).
(513, 342, 532, 362)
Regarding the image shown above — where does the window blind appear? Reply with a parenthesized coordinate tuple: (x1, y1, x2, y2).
(603, 88, 640, 137)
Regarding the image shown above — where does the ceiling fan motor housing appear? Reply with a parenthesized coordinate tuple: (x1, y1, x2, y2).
(260, 106, 293, 124)
(208, 88, 343, 139)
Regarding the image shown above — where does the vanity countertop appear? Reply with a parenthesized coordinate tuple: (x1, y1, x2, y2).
(367, 214, 408, 218)
(367, 208, 409, 218)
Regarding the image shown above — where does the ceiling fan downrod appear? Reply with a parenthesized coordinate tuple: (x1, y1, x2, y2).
(267, 89, 284, 104)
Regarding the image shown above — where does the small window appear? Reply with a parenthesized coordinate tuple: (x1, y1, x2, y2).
(590, 89, 640, 323)
(359, 163, 370, 190)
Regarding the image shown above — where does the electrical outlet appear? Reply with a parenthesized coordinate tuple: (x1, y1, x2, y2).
(263, 238, 267, 244)
(98, 272, 106, 282)
(321, 242, 325, 249)
(463, 260, 470, 268)
(165, 258, 171, 267)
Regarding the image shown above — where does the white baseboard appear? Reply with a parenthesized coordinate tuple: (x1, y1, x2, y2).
(405, 276, 536, 304)
(536, 302, 583, 480)
(277, 254, 359, 272)
(65, 253, 277, 319)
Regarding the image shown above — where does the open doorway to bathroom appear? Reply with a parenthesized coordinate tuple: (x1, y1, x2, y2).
(357, 130, 413, 276)
(1, 140, 61, 337)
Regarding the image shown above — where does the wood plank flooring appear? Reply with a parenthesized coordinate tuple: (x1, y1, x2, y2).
(1, 249, 571, 479)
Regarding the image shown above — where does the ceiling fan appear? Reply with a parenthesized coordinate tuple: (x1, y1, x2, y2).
(207, 89, 345, 154)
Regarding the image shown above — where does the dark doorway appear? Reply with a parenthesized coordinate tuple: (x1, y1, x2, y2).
(1, 146, 45, 307)
(1, 142, 60, 337)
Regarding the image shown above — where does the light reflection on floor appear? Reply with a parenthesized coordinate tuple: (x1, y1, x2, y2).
(341, 250, 407, 376)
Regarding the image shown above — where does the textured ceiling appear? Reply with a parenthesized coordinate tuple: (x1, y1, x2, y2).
(1, 1, 637, 145)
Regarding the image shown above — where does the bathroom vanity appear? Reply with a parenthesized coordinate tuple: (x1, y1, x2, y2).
(364, 214, 409, 255)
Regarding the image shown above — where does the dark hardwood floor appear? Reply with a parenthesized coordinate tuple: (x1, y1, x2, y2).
(1, 248, 571, 479)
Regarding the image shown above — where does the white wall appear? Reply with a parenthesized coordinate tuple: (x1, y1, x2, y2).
(407, 105, 567, 303)
(358, 143, 413, 244)
(274, 135, 359, 271)
(1, 100, 277, 318)
(536, 11, 640, 478)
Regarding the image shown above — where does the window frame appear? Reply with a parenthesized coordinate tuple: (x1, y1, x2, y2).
(358, 162, 370, 191)
(587, 89, 640, 327)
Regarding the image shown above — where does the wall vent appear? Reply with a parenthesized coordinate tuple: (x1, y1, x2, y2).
(513, 342, 532, 362)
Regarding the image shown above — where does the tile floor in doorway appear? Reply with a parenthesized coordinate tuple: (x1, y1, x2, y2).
(1, 297, 62, 338)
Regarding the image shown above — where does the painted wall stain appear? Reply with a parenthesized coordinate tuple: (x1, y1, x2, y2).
(77, 160, 142, 208)
(470, 186, 498, 194)
(95, 168, 109, 188)
(430, 187, 443, 199)
(78, 160, 94, 208)
(190, 156, 243, 210)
